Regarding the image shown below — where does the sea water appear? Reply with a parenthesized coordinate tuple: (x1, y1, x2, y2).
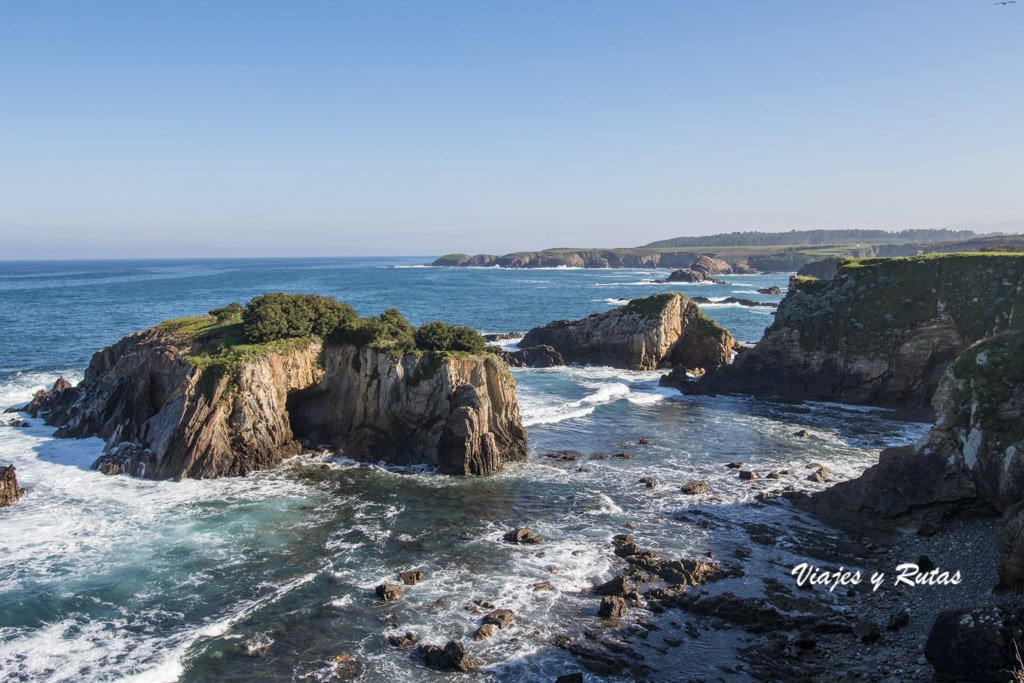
(0, 258, 928, 681)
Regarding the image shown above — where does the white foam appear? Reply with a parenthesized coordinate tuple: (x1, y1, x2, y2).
(521, 382, 631, 426)
(0, 369, 82, 410)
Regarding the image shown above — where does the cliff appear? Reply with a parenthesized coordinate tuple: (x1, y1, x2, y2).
(692, 254, 1024, 409)
(518, 293, 737, 371)
(25, 315, 526, 480)
(801, 331, 1024, 590)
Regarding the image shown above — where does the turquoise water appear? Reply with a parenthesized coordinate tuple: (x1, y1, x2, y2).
(0, 258, 926, 681)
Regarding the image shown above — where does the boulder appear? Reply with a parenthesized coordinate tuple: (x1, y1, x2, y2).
(598, 596, 628, 619)
(592, 575, 630, 596)
(853, 618, 881, 643)
(375, 584, 405, 601)
(520, 292, 737, 371)
(0, 465, 26, 507)
(680, 480, 709, 495)
(739, 470, 761, 481)
(504, 527, 544, 545)
(806, 467, 831, 482)
(419, 641, 476, 672)
(482, 608, 515, 629)
(399, 570, 424, 585)
(472, 624, 493, 641)
(924, 606, 1024, 682)
(757, 286, 783, 295)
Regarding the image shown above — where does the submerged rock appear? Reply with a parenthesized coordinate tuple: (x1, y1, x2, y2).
(680, 480, 709, 495)
(0, 465, 26, 507)
(521, 292, 737, 371)
(26, 319, 527, 480)
(419, 640, 476, 672)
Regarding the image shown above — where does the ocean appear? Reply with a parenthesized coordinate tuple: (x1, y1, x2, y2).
(0, 257, 928, 681)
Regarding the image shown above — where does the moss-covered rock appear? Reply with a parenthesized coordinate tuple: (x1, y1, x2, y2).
(696, 254, 1024, 408)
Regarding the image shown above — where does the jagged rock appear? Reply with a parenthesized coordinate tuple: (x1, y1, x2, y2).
(726, 462, 744, 469)
(387, 631, 419, 648)
(375, 584, 405, 601)
(483, 332, 522, 341)
(496, 344, 565, 368)
(482, 608, 515, 629)
(520, 292, 737, 371)
(739, 470, 760, 481)
(530, 581, 553, 591)
(504, 527, 543, 545)
(853, 618, 881, 643)
(696, 254, 1024, 409)
(806, 466, 831, 482)
(793, 429, 809, 437)
(690, 255, 732, 276)
(0, 465, 26, 507)
(28, 326, 526, 480)
(638, 476, 656, 488)
(658, 269, 728, 285)
(680, 480, 709, 495)
(472, 624, 493, 641)
(593, 575, 630, 596)
(419, 641, 476, 672)
(757, 286, 783, 295)
(331, 654, 364, 679)
(598, 596, 627, 619)
(399, 570, 424, 585)
(613, 451, 631, 459)
(924, 605, 1024, 682)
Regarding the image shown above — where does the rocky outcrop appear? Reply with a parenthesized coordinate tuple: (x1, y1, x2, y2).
(802, 331, 1024, 590)
(25, 324, 527, 480)
(692, 255, 1024, 409)
(1, 465, 25, 507)
(657, 269, 727, 284)
(431, 249, 762, 272)
(689, 255, 732, 275)
(796, 257, 844, 280)
(690, 296, 776, 308)
(924, 605, 1024, 682)
(496, 345, 564, 368)
(519, 293, 737, 371)
(757, 286, 782, 295)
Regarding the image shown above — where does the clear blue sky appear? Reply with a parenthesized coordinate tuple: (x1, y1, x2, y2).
(1, 1, 1021, 258)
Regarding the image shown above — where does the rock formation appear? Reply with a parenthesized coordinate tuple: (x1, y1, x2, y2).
(24, 321, 527, 480)
(519, 293, 737, 371)
(1, 465, 25, 507)
(796, 257, 843, 280)
(495, 345, 564, 368)
(802, 331, 1024, 590)
(689, 254, 732, 275)
(687, 255, 1024, 409)
(657, 269, 727, 285)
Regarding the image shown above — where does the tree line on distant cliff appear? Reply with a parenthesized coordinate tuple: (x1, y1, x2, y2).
(643, 228, 987, 249)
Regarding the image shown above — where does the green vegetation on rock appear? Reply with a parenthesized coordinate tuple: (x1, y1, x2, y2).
(775, 254, 1024, 353)
(616, 293, 678, 319)
(949, 332, 1024, 446)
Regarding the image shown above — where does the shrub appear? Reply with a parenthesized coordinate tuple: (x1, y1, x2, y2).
(209, 302, 244, 323)
(242, 293, 356, 344)
(329, 308, 416, 355)
(414, 320, 489, 355)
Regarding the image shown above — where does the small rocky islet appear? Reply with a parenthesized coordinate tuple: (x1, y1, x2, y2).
(8, 252, 1024, 680)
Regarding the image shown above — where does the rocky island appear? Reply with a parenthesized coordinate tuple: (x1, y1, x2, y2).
(24, 295, 527, 480)
(509, 292, 737, 371)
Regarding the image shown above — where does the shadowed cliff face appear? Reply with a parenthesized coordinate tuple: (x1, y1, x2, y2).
(27, 327, 526, 480)
(698, 254, 1024, 409)
(801, 331, 1024, 591)
(519, 292, 737, 371)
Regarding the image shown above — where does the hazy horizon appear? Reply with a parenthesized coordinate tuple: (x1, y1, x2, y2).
(2, 1, 1022, 259)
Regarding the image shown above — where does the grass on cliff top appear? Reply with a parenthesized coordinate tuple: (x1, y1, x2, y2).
(838, 252, 1024, 270)
(156, 315, 313, 372)
(617, 292, 680, 318)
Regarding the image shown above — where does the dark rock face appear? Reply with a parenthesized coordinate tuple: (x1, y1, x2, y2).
(690, 296, 776, 308)
(520, 293, 737, 371)
(598, 596, 627, 618)
(25, 328, 527, 480)
(376, 584, 404, 601)
(924, 606, 1024, 682)
(757, 286, 783, 295)
(696, 255, 1024, 409)
(495, 344, 565, 368)
(399, 570, 423, 585)
(482, 609, 514, 629)
(0, 465, 26, 507)
(796, 257, 844, 280)
(418, 641, 476, 672)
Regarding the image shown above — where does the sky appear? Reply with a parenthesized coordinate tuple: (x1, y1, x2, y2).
(1, 1, 1022, 259)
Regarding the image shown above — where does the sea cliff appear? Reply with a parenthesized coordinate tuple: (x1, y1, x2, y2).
(685, 254, 1024, 409)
